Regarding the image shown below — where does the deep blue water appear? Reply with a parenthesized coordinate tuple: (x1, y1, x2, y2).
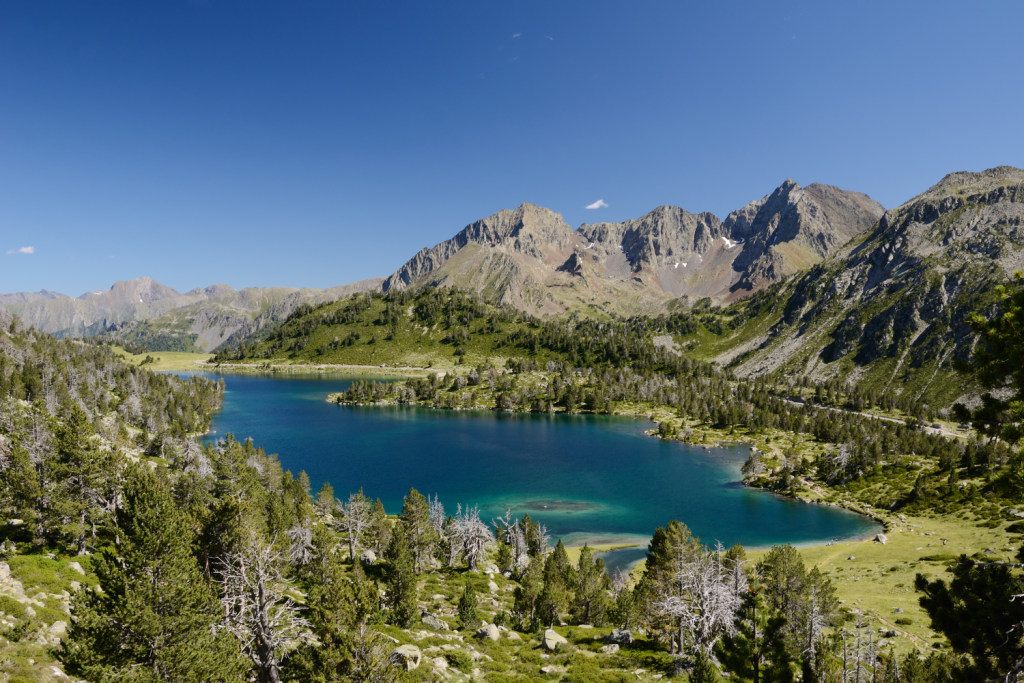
(196, 373, 878, 572)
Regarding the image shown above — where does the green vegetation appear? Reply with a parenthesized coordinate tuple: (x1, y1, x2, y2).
(7, 267, 1024, 681)
(108, 345, 215, 371)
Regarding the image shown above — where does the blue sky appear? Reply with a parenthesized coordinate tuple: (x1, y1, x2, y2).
(2, 1, 1022, 296)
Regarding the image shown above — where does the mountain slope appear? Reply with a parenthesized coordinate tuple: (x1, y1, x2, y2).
(0, 276, 384, 352)
(0, 277, 206, 337)
(698, 165, 1024, 408)
(97, 278, 385, 352)
(380, 181, 883, 315)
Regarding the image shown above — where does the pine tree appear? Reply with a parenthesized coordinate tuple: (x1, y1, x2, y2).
(286, 530, 382, 681)
(512, 558, 544, 630)
(718, 583, 789, 683)
(691, 649, 720, 683)
(49, 404, 112, 554)
(400, 487, 437, 573)
(570, 544, 607, 625)
(458, 580, 479, 630)
(383, 521, 418, 627)
(62, 466, 247, 683)
(537, 543, 571, 629)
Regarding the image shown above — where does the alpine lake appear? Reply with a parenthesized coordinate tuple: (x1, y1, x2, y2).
(194, 372, 878, 575)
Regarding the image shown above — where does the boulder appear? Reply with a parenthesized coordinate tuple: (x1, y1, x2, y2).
(67, 562, 85, 575)
(49, 621, 67, 636)
(601, 644, 620, 654)
(476, 623, 500, 641)
(875, 534, 888, 545)
(847, 556, 856, 561)
(390, 644, 422, 670)
(422, 613, 449, 631)
(542, 629, 568, 651)
(540, 665, 565, 674)
(484, 564, 499, 574)
(505, 631, 522, 641)
(431, 657, 448, 672)
(360, 550, 377, 565)
(488, 580, 499, 593)
(0, 562, 9, 580)
(605, 629, 633, 645)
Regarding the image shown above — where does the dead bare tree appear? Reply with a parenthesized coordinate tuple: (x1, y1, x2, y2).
(455, 503, 493, 570)
(657, 544, 741, 658)
(217, 536, 311, 683)
(338, 489, 372, 561)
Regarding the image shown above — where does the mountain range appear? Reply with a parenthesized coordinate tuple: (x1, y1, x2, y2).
(3, 165, 1022, 407)
(380, 179, 883, 315)
(0, 277, 383, 352)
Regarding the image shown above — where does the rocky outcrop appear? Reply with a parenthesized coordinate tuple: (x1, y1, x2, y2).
(725, 180, 884, 295)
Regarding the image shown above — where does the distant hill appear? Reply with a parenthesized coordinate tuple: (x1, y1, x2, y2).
(0, 277, 384, 352)
(380, 180, 883, 316)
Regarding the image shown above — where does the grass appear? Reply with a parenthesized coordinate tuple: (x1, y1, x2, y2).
(110, 346, 214, 371)
(745, 512, 1013, 656)
(0, 544, 101, 682)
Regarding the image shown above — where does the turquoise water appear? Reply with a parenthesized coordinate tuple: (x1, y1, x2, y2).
(200, 373, 878, 571)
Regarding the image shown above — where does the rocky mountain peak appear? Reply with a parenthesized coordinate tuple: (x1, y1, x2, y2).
(380, 179, 883, 313)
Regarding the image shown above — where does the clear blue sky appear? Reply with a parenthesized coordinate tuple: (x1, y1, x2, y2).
(2, 1, 1022, 296)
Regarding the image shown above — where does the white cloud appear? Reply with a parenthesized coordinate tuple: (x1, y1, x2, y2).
(512, 32, 521, 38)
(585, 199, 608, 209)
(6, 246, 34, 254)
(544, 35, 554, 40)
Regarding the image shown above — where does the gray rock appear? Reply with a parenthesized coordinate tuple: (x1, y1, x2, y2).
(390, 644, 422, 670)
(605, 629, 633, 645)
(430, 657, 448, 671)
(875, 534, 888, 545)
(484, 564, 500, 574)
(543, 628, 568, 651)
(476, 623, 500, 641)
(360, 550, 377, 565)
(67, 562, 85, 575)
(601, 644, 620, 654)
(505, 631, 522, 641)
(421, 613, 449, 631)
(488, 580, 499, 593)
(540, 665, 565, 674)
(0, 562, 9, 579)
(847, 556, 856, 561)
(894, 608, 904, 614)
(49, 621, 67, 636)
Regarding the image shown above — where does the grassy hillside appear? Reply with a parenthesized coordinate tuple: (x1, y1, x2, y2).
(109, 346, 214, 371)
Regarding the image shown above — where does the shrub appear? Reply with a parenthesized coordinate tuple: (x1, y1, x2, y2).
(0, 595, 27, 619)
(895, 617, 914, 626)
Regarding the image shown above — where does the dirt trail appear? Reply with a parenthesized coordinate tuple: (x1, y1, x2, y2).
(814, 537, 871, 568)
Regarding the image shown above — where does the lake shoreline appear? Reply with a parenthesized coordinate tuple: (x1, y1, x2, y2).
(326, 394, 886, 548)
